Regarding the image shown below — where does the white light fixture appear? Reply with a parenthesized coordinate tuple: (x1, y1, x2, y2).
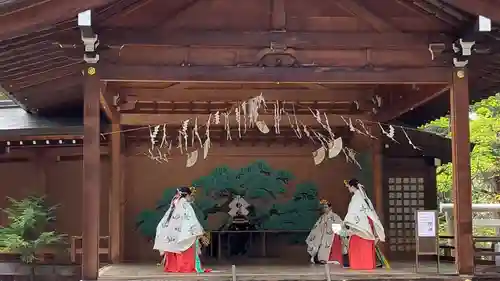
(478, 15, 491, 32)
(78, 10, 92, 27)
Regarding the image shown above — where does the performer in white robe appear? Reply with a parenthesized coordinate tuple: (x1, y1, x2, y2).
(342, 178, 385, 270)
(153, 186, 211, 273)
(306, 199, 344, 264)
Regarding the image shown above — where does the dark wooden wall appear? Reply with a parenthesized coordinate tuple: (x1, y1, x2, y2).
(0, 134, 437, 262)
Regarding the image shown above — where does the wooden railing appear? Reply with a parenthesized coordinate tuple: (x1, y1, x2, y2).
(439, 235, 500, 264)
(70, 236, 110, 264)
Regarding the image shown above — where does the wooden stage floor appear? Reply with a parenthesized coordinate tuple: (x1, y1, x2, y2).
(97, 260, 497, 281)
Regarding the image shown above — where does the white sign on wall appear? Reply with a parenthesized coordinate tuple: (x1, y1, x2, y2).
(417, 211, 436, 237)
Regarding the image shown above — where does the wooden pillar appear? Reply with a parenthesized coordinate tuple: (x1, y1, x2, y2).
(82, 65, 102, 281)
(450, 67, 474, 275)
(372, 129, 386, 253)
(34, 151, 48, 194)
(372, 138, 384, 222)
(109, 116, 124, 263)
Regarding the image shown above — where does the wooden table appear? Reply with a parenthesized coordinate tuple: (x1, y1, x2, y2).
(207, 230, 309, 260)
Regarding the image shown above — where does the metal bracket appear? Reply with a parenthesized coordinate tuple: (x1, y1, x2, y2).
(84, 53, 99, 64)
(458, 38, 475, 56)
(453, 57, 468, 68)
(428, 43, 446, 61)
(81, 32, 99, 52)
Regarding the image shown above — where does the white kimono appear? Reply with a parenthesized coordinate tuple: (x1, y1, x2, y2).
(343, 187, 385, 242)
(153, 197, 204, 253)
(306, 210, 343, 262)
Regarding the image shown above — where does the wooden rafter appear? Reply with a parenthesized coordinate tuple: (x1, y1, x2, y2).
(337, 0, 399, 32)
(100, 64, 451, 84)
(5, 64, 82, 92)
(152, 0, 201, 30)
(0, 0, 117, 40)
(396, 0, 461, 26)
(16, 73, 82, 97)
(442, 0, 500, 23)
(375, 85, 450, 121)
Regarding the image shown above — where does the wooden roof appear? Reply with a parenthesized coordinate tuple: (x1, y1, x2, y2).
(0, 0, 499, 127)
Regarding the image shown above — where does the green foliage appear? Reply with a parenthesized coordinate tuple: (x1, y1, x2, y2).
(136, 160, 320, 240)
(0, 196, 66, 264)
(262, 182, 319, 230)
(421, 94, 500, 204)
(422, 94, 500, 237)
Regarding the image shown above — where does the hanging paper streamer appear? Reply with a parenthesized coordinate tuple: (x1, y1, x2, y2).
(313, 146, 326, 165)
(256, 120, 270, 134)
(141, 93, 423, 169)
(328, 137, 343, 159)
(186, 150, 199, 168)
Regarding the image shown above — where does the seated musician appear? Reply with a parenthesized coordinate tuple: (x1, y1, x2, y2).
(153, 186, 211, 273)
(306, 199, 343, 264)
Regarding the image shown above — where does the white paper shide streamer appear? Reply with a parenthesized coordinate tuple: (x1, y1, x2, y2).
(143, 93, 422, 170)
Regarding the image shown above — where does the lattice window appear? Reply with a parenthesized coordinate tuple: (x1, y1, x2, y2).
(387, 177, 425, 252)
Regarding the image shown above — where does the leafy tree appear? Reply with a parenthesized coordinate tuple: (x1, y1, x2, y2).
(136, 160, 320, 240)
(421, 94, 500, 236)
(0, 196, 66, 280)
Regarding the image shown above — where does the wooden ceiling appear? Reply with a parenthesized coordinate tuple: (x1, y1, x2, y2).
(0, 0, 499, 126)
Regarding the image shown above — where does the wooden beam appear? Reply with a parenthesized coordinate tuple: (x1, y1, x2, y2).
(101, 65, 451, 84)
(120, 113, 366, 127)
(337, 0, 398, 32)
(0, 0, 117, 40)
(122, 88, 374, 102)
(100, 85, 119, 122)
(34, 150, 48, 195)
(82, 64, 102, 281)
(396, 0, 462, 26)
(109, 117, 124, 263)
(442, 0, 500, 23)
(450, 67, 474, 275)
(376, 85, 450, 121)
(271, 0, 286, 30)
(371, 126, 386, 254)
(66, 30, 450, 49)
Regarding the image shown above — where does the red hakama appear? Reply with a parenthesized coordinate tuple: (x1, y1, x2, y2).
(163, 245, 211, 273)
(328, 234, 343, 263)
(348, 218, 376, 270)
